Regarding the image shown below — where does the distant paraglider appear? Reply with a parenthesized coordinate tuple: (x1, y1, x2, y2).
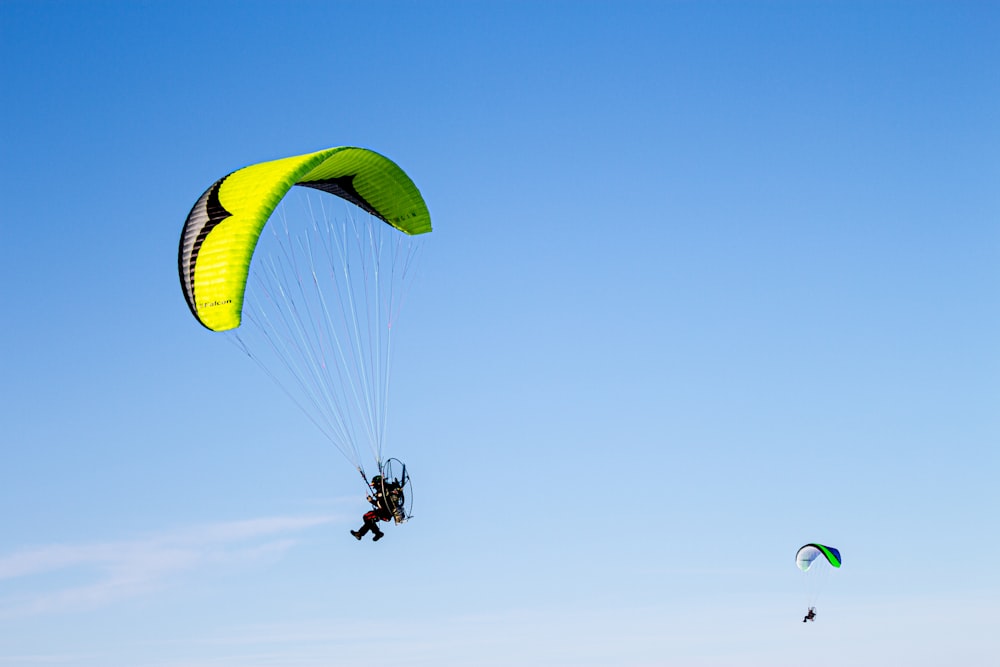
(178, 146, 429, 540)
(796, 543, 841, 622)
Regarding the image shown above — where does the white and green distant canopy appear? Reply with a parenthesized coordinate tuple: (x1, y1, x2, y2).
(796, 543, 842, 571)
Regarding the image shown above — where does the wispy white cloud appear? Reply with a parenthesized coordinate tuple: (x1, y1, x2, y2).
(0, 515, 338, 619)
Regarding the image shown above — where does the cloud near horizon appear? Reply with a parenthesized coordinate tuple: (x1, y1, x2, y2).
(0, 515, 337, 618)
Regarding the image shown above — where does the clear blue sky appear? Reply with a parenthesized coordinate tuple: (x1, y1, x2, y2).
(1, 1, 997, 665)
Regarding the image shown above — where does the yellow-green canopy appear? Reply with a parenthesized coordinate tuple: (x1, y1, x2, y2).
(178, 146, 431, 331)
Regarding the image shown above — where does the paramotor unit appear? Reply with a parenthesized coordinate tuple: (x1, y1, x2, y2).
(370, 458, 413, 524)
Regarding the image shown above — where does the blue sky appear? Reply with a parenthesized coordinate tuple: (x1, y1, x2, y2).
(1, 1, 997, 665)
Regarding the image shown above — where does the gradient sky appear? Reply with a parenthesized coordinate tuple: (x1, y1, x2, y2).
(1, 2, 998, 666)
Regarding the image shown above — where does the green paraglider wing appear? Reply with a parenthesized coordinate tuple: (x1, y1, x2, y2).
(178, 147, 431, 331)
(795, 543, 842, 571)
